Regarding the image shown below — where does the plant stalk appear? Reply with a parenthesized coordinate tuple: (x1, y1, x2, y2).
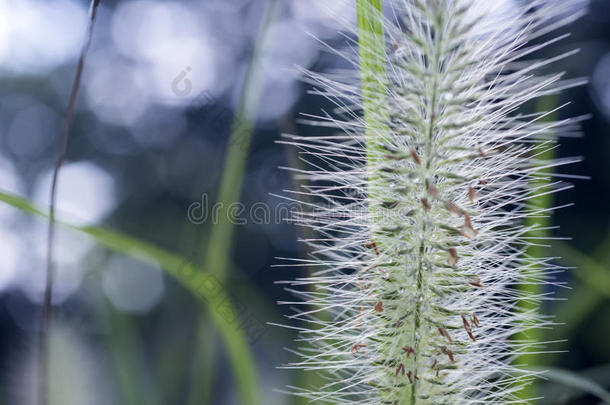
(39, 1, 101, 405)
(188, 2, 283, 404)
(514, 94, 559, 400)
(356, 0, 389, 183)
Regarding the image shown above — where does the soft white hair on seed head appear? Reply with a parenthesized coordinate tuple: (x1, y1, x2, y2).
(276, 0, 587, 403)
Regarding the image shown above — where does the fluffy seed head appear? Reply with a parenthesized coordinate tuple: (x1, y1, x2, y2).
(278, 1, 586, 404)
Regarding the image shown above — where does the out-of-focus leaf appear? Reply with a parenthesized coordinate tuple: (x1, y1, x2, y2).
(537, 366, 610, 404)
(513, 94, 560, 398)
(546, 237, 610, 363)
(544, 279, 604, 367)
(554, 241, 610, 298)
(189, 1, 283, 402)
(0, 190, 261, 405)
(552, 280, 603, 337)
(102, 301, 157, 405)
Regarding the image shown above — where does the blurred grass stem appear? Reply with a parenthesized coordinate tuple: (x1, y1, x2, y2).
(39, 1, 101, 405)
(513, 95, 559, 399)
(188, 1, 282, 405)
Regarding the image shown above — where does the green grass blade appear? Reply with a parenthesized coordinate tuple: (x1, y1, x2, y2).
(204, 0, 282, 278)
(101, 301, 156, 405)
(552, 280, 603, 337)
(356, 0, 389, 183)
(547, 237, 610, 352)
(514, 95, 559, 399)
(187, 2, 282, 403)
(186, 317, 217, 405)
(0, 190, 261, 405)
(554, 241, 610, 298)
(537, 367, 610, 404)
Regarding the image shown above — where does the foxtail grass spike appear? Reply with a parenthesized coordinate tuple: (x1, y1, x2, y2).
(279, 0, 586, 404)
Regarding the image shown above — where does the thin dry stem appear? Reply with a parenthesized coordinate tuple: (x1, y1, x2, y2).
(39, 1, 101, 405)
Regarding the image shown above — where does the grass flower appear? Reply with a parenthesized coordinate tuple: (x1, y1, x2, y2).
(279, 0, 586, 403)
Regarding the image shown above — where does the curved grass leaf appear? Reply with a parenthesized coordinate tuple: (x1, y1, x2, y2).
(537, 366, 610, 404)
(0, 190, 260, 405)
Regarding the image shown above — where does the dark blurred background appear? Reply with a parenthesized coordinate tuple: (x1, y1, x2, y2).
(0, 0, 608, 404)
